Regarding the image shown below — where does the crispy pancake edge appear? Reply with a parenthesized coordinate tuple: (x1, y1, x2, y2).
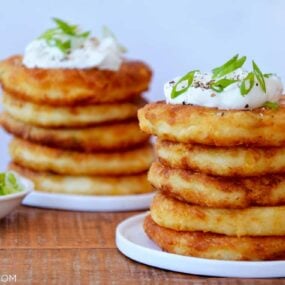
(144, 215, 285, 261)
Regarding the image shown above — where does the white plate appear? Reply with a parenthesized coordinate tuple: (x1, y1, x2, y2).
(116, 212, 285, 278)
(22, 191, 154, 212)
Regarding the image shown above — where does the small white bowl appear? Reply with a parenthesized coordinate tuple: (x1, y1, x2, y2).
(0, 175, 33, 219)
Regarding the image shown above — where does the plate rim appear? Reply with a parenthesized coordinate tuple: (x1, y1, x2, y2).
(116, 212, 285, 278)
(22, 191, 154, 212)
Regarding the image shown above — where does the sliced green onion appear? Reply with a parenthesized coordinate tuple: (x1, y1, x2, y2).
(39, 18, 91, 54)
(252, 61, 266, 93)
(240, 72, 255, 96)
(169, 55, 275, 102)
(40, 28, 60, 41)
(53, 18, 78, 36)
(212, 54, 246, 78)
(79, 31, 90, 38)
(263, 101, 279, 110)
(171, 70, 199, 98)
(54, 39, 71, 54)
(0, 172, 23, 195)
(263, 73, 275, 78)
(210, 78, 238, 93)
(212, 54, 238, 77)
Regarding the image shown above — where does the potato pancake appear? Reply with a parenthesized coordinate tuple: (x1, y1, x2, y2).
(0, 56, 152, 105)
(1, 112, 149, 151)
(138, 102, 285, 147)
(3, 91, 147, 127)
(156, 140, 285, 176)
(151, 192, 285, 236)
(148, 162, 285, 208)
(10, 138, 153, 176)
(144, 215, 285, 261)
(10, 163, 153, 195)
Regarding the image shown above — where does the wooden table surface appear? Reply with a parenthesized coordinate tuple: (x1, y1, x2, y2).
(0, 206, 283, 285)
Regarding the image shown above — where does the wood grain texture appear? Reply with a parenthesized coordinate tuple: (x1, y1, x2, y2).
(0, 206, 284, 284)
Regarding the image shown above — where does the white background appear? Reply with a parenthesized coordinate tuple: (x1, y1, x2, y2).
(0, 0, 285, 170)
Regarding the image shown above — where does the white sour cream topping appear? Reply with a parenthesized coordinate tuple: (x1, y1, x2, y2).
(23, 36, 123, 70)
(165, 69, 283, 109)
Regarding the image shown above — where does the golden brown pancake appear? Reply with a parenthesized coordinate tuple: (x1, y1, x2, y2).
(138, 101, 285, 147)
(10, 138, 153, 176)
(0, 55, 152, 105)
(151, 192, 285, 236)
(156, 139, 285, 177)
(0, 112, 149, 151)
(3, 91, 147, 127)
(10, 163, 153, 195)
(144, 215, 285, 261)
(148, 162, 285, 208)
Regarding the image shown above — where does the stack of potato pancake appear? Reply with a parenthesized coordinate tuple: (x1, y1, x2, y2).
(0, 55, 153, 196)
(139, 101, 285, 261)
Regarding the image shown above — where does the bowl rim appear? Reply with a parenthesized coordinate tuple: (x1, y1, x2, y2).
(0, 174, 33, 201)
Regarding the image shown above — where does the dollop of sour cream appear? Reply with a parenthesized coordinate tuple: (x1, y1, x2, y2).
(165, 69, 283, 109)
(23, 36, 124, 70)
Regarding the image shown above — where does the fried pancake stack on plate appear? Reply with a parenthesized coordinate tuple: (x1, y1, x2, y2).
(138, 101, 285, 261)
(0, 55, 154, 195)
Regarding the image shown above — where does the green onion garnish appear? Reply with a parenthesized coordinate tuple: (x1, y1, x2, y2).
(212, 54, 246, 79)
(171, 70, 199, 98)
(252, 61, 266, 93)
(53, 18, 78, 36)
(210, 78, 238, 93)
(0, 172, 23, 195)
(54, 39, 71, 54)
(170, 55, 273, 99)
(39, 18, 90, 54)
(263, 73, 274, 78)
(263, 101, 279, 110)
(240, 72, 255, 96)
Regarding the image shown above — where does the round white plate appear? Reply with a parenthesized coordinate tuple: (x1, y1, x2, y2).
(116, 212, 285, 278)
(22, 191, 154, 212)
